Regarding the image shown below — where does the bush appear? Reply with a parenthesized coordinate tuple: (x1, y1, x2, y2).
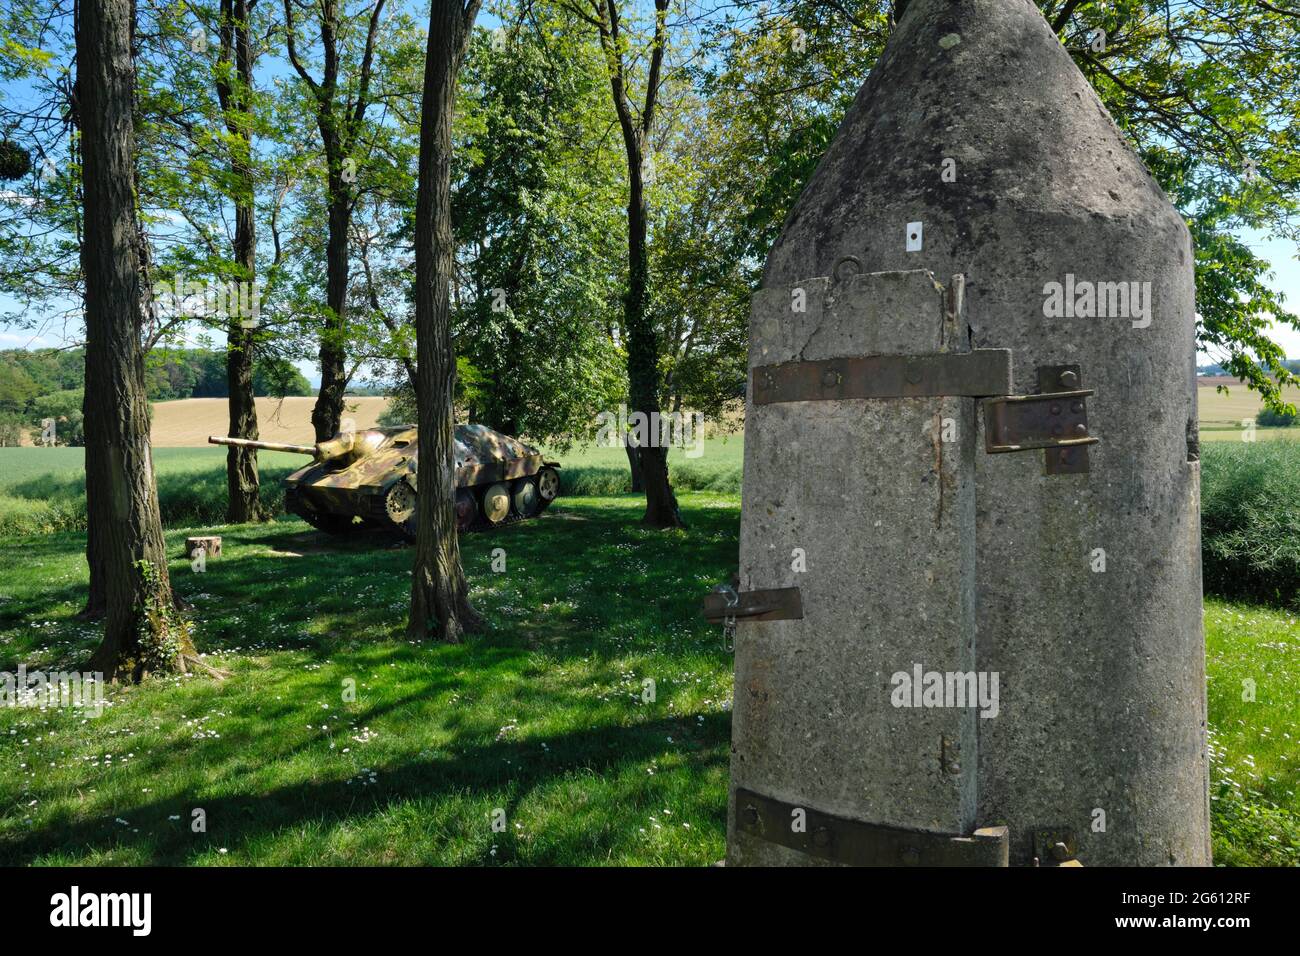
(26, 389, 85, 446)
(377, 386, 416, 427)
(0, 457, 297, 536)
(1256, 406, 1298, 427)
(0, 412, 23, 446)
(1201, 441, 1300, 607)
(558, 459, 742, 497)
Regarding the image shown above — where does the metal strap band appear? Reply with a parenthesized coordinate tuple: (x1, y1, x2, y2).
(734, 787, 1009, 867)
(751, 349, 1013, 405)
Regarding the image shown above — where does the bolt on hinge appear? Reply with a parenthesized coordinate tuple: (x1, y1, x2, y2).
(1033, 827, 1083, 867)
(981, 364, 1098, 475)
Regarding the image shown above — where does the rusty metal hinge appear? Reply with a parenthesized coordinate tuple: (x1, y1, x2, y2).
(750, 353, 1098, 475)
(982, 365, 1098, 475)
(734, 787, 1009, 867)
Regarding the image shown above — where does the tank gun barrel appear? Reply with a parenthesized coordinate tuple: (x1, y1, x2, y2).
(208, 436, 318, 456)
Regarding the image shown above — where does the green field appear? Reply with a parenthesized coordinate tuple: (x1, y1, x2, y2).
(0, 438, 745, 535)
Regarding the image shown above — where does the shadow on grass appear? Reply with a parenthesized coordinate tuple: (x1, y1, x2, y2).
(0, 711, 730, 865)
(0, 494, 741, 864)
(171, 496, 740, 659)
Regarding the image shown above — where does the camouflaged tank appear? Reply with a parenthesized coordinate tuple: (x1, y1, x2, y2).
(209, 423, 561, 539)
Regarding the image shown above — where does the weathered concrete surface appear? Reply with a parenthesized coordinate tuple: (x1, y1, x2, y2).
(730, 270, 981, 865)
(736, 0, 1208, 866)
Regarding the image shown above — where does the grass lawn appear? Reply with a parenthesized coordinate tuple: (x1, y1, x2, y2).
(0, 485, 1296, 865)
(1205, 601, 1300, 865)
(0, 494, 740, 865)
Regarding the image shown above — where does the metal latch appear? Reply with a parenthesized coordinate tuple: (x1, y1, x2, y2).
(734, 787, 1009, 867)
(701, 581, 803, 651)
(982, 365, 1098, 474)
(701, 585, 804, 623)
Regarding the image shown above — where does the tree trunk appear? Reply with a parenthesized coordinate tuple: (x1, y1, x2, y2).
(284, 0, 387, 444)
(311, 182, 350, 442)
(223, 0, 265, 523)
(81, 420, 107, 618)
(624, 429, 644, 492)
(407, 0, 483, 643)
(78, 0, 195, 681)
(622, 134, 682, 528)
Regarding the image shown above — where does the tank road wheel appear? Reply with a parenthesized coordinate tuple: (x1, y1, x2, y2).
(455, 488, 478, 532)
(511, 477, 540, 518)
(536, 466, 560, 504)
(384, 479, 418, 540)
(482, 482, 511, 525)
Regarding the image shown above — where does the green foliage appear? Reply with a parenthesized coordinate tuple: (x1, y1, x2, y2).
(252, 357, 313, 398)
(0, 349, 81, 409)
(450, 11, 625, 448)
(0, 410, 22, 446)
(1256, 406, 1297, 428)
(0, 347, 308, 410)
(26, 388, 83, 446)
(1201, 441, 1300, 607)
(0, 137, 29, 180)
(377, 382, 416, 427)
(0, 356, 41, 412)
(1057, 0, 1300, 410)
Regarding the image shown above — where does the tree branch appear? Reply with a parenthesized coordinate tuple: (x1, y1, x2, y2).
(281, 0, 320, 96)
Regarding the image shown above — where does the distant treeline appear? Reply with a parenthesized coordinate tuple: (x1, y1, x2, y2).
(1198, 359, 1300, 378)
(0, 347, 312, 445)
(1, 347, 311, 405)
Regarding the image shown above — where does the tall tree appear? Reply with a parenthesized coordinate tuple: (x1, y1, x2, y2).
(408, 0, 482, 643)
(217, 0, 267, 521)
(451, 10, 625, 449)
(571, 0, 682, 527)
(282, 0, 387, 442)
(78, 0, 196, 680)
